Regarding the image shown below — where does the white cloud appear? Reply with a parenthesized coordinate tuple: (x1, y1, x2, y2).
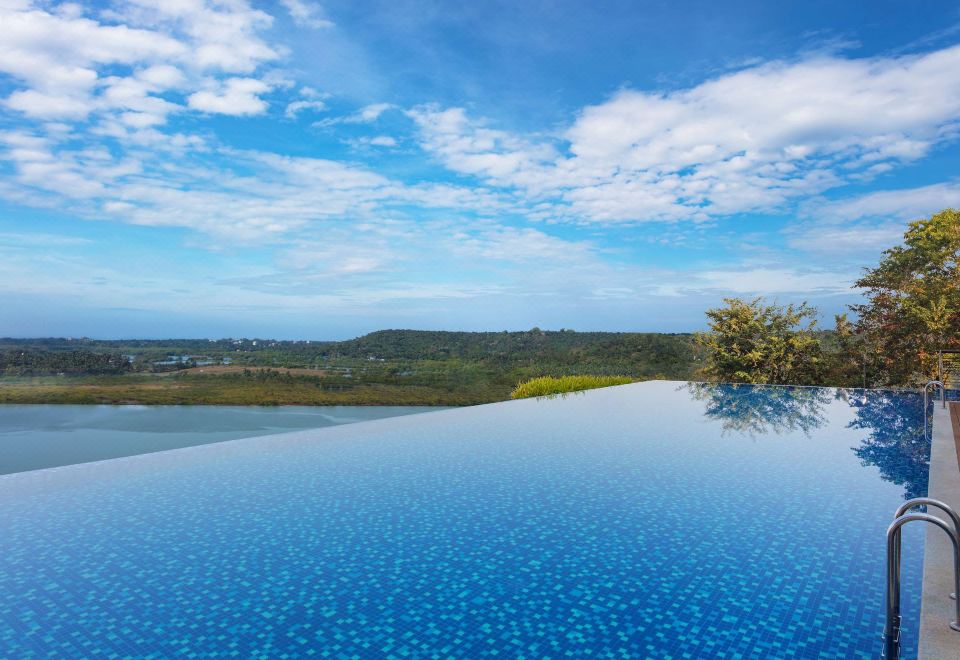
(279, 0, 333, 29)
(0, 126, 510, 242)
(285, 100, 327, 118)
(781, 180, 960, 260)
(347, 135, 398, 148)
(804, 180, 960, 223)
(1, 4, 187, 77)
(100, 75, 181, 124)
(0, 3, 185, 120)
(5, 89, 96, 119)
(137, 64, 186, 89)
(0, 231, 92, 248)
(411, 45, 960, 224)
(280, 237, 396, 277)
(284, 86, 329, 118)
(315, 102, 395, 127)
(0, 126, 868, 317)
(696, 267, 856, 295)
(786, 222, 906, 257)
(110, 0, 278, 74)
(355, 103, 393, 122)
(448, 226, 596, 264)
(1, 1, 957, 320)
(187, 78, 270, 116)
(298, 86, 325, 99)
(0, 1, 280, 127)
(409, 106, 557, 183)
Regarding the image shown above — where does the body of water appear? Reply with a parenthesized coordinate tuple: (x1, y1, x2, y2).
(0, 404, 445, 475)
(0, 382, 930, 657)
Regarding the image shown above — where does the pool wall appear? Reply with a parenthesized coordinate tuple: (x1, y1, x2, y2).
(919, 401, 960, 659)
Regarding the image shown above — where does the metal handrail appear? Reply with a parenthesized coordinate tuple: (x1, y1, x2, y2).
(925, 380, 946, 411)
(883, 512, 960, 659)
(894, 498, 960, 530)
(893, 498, 960, 600)
(923, 380, 946, 439)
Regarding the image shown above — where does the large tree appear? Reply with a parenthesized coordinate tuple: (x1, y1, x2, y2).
(852, 208, 960, 386)
(697, 297, 823, 385)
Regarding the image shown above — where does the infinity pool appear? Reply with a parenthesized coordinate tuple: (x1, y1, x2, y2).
(0, 382, 930, 657)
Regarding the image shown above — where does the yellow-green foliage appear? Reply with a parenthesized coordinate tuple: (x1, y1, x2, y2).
(510, 375, 634, 399)
(696, 297, 823, 385)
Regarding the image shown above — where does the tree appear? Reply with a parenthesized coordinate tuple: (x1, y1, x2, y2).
(852, 208, 960, 386)
(0, 349, 131, 376)
(696, 297, 823, 385)
(822, 313, 868, 387)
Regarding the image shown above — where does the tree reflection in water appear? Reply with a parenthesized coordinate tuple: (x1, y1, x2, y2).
(843, 389, 929, 500)
(685, 382, 831, 436)
(684, 383, 930, 500)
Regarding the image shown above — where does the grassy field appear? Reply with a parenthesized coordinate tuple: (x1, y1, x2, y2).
(0, 370, 508, 406)
(510, 375, 635, 399)
(157, 365, 329, 377)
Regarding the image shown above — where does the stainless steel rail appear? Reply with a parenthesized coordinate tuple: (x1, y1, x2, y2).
(883, 505, 960, 659)
(925, 380, 946, 411)
(893, 498, 960, 600)
(923, 380, 946, 439)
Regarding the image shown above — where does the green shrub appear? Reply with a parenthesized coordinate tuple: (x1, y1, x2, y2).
(510, 375, 634, 399)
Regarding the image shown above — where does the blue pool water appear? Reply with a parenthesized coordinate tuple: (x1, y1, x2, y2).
(0, 382, 930, 657)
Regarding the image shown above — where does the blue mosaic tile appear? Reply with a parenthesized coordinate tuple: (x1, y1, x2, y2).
(0, 382, 931, 658)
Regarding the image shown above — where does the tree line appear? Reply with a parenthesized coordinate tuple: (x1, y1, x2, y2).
(698, 208, 960, 387)
(0, 332, 701, 380)
(0, 350, 132, 376)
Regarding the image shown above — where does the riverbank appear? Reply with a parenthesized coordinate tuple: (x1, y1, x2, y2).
(0, 373, 503, 406)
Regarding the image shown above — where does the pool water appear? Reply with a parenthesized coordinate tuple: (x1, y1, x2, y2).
(0, 382, 930, 657)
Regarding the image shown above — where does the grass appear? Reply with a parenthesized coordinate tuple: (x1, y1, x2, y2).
(0, 367, 647, 407)
(0, 373, 496, 406)
(0, 361, 517, 406)
(510, 375, 635, 399)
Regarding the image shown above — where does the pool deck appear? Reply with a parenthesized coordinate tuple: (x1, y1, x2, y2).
(919, 401, 960, 659)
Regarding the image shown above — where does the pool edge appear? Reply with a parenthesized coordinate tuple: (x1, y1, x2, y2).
(918, 402, 960, 659)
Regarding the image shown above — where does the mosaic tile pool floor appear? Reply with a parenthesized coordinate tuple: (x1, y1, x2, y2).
(0, 382, 930, 658)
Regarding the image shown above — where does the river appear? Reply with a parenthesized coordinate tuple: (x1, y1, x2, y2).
(0, 404, 446, 475)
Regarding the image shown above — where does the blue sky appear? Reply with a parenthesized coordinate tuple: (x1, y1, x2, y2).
(1, 1, 960, 339)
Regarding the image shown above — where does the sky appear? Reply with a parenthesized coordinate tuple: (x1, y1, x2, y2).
(1, 1, 960, 339)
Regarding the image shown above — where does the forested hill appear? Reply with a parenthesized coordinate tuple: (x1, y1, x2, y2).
(0, 330, 700, 405)
(0, 330, 701, 379)
(328, 330, 697, 370)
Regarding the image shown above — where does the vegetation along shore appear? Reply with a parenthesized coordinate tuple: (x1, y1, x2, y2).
(0, 331, 695, 406)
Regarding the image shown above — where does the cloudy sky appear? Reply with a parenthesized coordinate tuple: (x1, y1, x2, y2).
(1, 0, 959, 338)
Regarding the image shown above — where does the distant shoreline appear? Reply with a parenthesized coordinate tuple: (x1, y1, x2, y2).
(0, 331, 698, 406)
(0, 374, 494, 407)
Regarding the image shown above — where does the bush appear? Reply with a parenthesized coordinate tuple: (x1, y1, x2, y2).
(696, 297, 823, 385)
(510, 375, 634, 399)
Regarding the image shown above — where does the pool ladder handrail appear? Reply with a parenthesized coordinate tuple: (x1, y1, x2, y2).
(923, 380, 946, 439)
(925, 380, 946, 410)
(883, 498, 960, 659)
